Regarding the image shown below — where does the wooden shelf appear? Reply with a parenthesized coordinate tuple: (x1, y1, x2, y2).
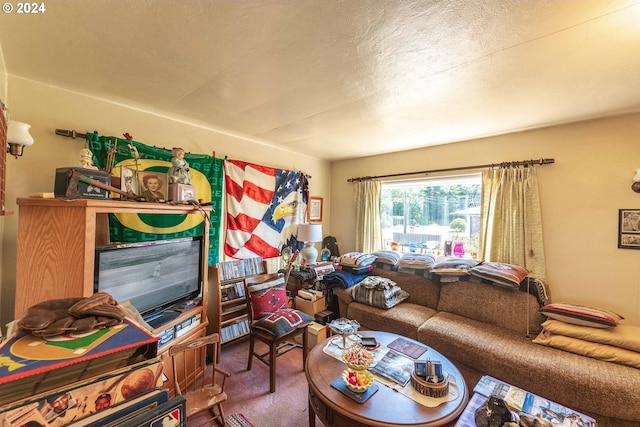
(222, 297, 245, 307)
(221, 313, 248, 326)
(15, 197, 212, 317)
(222, 304, 248, 317)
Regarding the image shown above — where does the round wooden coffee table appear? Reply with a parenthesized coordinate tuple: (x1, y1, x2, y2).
(305, 331, 468, 427)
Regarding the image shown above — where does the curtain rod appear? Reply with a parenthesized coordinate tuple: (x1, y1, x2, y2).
(347, 158, 555, 182)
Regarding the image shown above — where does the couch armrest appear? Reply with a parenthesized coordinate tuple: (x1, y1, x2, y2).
(332, 288, 353, 318)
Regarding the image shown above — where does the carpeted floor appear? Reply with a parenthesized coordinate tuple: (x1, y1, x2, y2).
(187, 337, 321, 427)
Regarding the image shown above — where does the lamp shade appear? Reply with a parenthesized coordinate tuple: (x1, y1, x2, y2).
(297, 223, 323, 243)
(7, 121, 34, 147)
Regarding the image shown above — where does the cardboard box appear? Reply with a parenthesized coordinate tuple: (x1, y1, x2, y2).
(306, 321, 328, 349)
(295, 296, 326, 316)
(298, 289, 323, 301)
(54, 167, 111, 199)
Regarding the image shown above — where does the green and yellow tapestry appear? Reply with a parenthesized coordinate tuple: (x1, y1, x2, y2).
(87, 132, 223, 264)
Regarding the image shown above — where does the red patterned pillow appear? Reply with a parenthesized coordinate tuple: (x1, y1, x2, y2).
(469, 262, 529, 289)
(539, 303, 624, 328)
(247, 276, 288, 319)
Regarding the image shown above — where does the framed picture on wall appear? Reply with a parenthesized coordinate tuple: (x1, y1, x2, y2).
(618, 209, 640, 249)
(308, 197, 323, 222)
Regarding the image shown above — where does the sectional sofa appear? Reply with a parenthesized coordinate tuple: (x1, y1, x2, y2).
(332, 265, 640, 427)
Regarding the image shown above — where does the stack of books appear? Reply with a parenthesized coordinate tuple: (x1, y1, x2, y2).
(0, 319, 164, 426)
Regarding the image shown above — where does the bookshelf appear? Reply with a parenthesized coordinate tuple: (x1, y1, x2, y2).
(208, 258, 266, 345)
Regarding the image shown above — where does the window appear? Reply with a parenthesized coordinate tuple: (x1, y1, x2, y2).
(381, 174, 481, 256)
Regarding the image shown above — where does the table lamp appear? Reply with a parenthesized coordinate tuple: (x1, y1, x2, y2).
(297, 223, 323, 265)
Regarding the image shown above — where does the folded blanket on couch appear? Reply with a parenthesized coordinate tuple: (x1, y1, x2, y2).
(323, 270, 369, 289)
(359, 275, 397, 290)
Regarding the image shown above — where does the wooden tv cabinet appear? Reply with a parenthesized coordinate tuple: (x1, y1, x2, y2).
(14, 197, 213, 395)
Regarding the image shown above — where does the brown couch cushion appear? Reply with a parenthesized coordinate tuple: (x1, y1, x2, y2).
(437, 279, 544, 336)
(347, 302, 436, 341)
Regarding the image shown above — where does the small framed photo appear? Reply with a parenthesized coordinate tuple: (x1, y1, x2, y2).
(138, 171, 168, 202)
(120, 166, 139, 194)
(308, 197, 323, 222)
(618, 209, 640, 249)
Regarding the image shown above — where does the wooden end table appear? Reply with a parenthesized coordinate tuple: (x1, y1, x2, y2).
(305, 331, 468, 427)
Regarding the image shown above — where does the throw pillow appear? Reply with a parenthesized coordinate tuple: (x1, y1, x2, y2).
(247, 276, 288, 319)
(335, 252, 377, 267)
(252, 309, 314, 338)
(541, 319, 640, 352)
(469, 262, 529, 289)
(431, 257, 480, 276)
(397, 253, 436, 270)
(539, 303, 624, 328)
(372, 250, 403, 266)
(350, 283, 409, 309)
(533, 330, 640, 369)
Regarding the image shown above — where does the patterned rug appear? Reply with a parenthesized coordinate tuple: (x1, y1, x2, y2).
(226, 413, 254, 427)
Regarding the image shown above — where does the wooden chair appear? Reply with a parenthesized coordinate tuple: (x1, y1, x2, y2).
(244, 273, 312, 393)
(169, 333, 230, 427)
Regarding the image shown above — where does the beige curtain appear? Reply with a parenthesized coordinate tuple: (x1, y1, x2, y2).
(355, 180, 382, 253)
(479, 166, 546, 279)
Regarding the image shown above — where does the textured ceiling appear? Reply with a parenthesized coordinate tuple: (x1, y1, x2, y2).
(1, 0, 640, 160)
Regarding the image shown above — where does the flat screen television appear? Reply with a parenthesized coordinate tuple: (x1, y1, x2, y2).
(94, 237, 203, 327)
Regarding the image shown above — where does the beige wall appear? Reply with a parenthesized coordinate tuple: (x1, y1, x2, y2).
(0, 76, 331, 330)
(331, 113, 640, 326)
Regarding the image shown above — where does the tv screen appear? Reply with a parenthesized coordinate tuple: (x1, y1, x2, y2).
(94, 237, 203, 322)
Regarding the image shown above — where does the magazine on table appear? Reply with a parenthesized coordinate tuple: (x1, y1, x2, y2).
(386, 337, 428, 359)
(465, 376, 597, 427)
(368, 349, 414, 386)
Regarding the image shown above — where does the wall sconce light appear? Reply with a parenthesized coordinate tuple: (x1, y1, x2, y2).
(7, 120, 34, 158)
(297, 223, 323, 266)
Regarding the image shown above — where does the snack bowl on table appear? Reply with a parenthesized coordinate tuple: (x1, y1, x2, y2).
(342, 345, 374, 371)
(342, 368, 374, 393)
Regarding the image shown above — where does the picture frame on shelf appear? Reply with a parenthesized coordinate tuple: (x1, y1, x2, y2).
(308, 197, 323, 222)
(138, 171, 168, 202)
(618, 208, 640, 249)
(121, 166, 139, 194)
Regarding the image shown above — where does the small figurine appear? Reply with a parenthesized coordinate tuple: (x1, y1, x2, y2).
(168, 147, 191, 185)
(79, 148, 98, 170)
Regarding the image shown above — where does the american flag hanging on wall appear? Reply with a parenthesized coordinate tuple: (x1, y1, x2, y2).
(224, 159, 309, 259)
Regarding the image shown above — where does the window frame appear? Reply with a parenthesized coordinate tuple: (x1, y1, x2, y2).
(380, 173, 481, 255)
